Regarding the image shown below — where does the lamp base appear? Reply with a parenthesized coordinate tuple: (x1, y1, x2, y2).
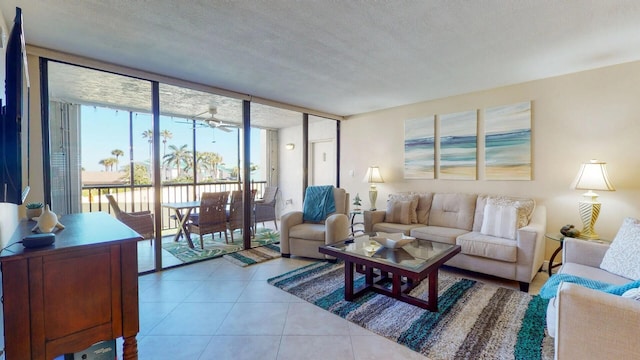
(578, 200, 601, 240)
(369, 189, 378, 211)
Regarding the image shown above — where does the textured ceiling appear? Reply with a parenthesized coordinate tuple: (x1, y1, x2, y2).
(2, 0, 640, 117)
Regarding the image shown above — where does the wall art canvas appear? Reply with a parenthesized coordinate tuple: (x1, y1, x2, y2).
(404, 116, 435, 179)
(485, 101, 531, 180)
(439, 110, 477, 180)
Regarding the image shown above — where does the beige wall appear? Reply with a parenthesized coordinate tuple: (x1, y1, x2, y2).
(341, 60, 640, 259)
(19, 51, 640, 260)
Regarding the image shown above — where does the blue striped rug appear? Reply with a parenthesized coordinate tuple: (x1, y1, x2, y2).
(268, 261, 553, 359)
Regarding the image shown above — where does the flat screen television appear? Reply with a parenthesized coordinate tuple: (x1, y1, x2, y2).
(1, 7, 29, 204)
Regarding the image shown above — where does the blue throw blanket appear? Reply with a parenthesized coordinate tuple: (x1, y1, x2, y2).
(539, 273, 640, 299)
(303, 185, 336, 222)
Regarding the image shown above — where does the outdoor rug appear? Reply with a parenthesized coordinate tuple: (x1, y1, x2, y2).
(268, 261, 554, 360)
(162, 228, 280, 264)
(223, 243, 281, 267)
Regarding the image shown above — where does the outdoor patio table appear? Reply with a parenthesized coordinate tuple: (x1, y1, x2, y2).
(162, 201, 200, 249)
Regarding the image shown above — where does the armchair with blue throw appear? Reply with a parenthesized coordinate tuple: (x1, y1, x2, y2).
(280, 186, 350, 260)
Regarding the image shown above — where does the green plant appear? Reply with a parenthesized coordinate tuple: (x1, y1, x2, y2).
(25, 202, 43, 209)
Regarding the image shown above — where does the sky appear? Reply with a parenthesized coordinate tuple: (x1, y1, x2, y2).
(80, 105, 262, 178)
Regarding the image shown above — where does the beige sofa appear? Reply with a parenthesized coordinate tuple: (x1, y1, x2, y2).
(546, 237, 640, 359)
(364, 192, 546, 292)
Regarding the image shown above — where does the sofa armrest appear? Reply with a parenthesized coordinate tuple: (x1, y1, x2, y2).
(562, 237, 610, 267)
(555, 282, 640, 359)
(280, 211, 303, 255)
(325, 213, 349, 245)
(364, 210, 386, 232)
(514, 205, 546, 283)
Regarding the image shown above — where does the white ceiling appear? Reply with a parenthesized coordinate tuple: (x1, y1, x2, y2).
(2, 0, 640, 117)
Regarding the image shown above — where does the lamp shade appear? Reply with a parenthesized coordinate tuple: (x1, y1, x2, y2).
(363, 166, 384, 183)
(571, 160, 615, 191)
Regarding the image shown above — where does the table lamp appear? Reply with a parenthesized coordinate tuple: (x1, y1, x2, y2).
(363, 166, 384, 210)
(570, 159, 615, 239)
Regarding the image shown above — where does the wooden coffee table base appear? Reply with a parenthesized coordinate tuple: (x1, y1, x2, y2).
(345, 260, 439, 311)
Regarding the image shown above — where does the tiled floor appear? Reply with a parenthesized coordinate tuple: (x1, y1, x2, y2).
(124, 254, 549, 359)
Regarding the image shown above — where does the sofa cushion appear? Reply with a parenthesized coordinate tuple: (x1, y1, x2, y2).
(410, 226, 468, 245)
(456, 231, 517, 262)
(480, 203, 518, 240)
(385, 196, 418, 224)
(409, 192, 434, 224)
(600, 217, 640, 279)
(487, 196, 535, 229)
(373, 222, 423, 236)
(290, 223, 327, 241)
(428, 193, 477, 231)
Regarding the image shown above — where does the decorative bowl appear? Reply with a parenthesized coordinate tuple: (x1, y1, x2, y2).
(371, 232, 415, 249)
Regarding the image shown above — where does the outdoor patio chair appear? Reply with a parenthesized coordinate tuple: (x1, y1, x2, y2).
(254, 186, 278, 230)
(188, 191, 230, 248)
(105, 193, 154, 244)
(227, 189, 256, 242)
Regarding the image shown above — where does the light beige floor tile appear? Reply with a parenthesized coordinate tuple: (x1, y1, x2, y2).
(136, 335, 212, 360)
(199, 335, 281, 360)
(139, 280, 202, 303)
(159, 259, 223, 280)
(209, 262, 259, 281)
(348, 322, 377, 336)
(278, 335, 354, 360)
(283, 302, 350, 335)
(138, 301, 180, 335)
(237, 281, 295, 302)
(149, 302, 234, 335)
(184, 280, 249, 302)
(216, 302, 289, 335)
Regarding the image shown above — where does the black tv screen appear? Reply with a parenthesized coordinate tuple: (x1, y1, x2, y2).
(1, 7, 28, 204)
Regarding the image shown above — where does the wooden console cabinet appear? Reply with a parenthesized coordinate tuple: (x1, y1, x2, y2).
(0, 212, 140, 359)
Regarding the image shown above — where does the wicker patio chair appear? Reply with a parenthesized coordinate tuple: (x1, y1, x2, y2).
(105, 193, 154, 244)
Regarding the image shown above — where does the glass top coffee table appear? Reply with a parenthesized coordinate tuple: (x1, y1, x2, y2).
(319, 233, 460, 311)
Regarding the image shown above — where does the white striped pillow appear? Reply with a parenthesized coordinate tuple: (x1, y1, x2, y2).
(480, 204, 518, 240)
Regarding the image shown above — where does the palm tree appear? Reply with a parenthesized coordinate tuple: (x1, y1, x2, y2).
(98, 159, 109, 172)
(141, 130, 153, 178)
(111, 149, 124, 171)
(163, 144, 192, 179)
(196, 151, 224, 179)
(160, 130, 173, 159)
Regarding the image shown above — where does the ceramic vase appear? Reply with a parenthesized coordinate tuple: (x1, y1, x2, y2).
(32, 205, 65, 233)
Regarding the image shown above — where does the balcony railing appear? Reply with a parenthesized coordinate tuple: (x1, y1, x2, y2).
(82, 180, 267, 232)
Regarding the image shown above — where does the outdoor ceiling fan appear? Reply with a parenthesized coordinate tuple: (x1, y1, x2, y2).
(192, 106, 237, 133)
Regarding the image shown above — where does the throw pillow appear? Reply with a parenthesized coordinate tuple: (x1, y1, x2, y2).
(480, 203, 518, 240)
(600, 217, 640, 279)
(487, 196, 536, 229)
(387, 194, 420, 223)
(384, 199, 415, 225)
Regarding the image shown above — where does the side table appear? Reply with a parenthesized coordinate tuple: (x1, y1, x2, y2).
(545, 232, 611, 276)
(545, 232, 564, 276)
(349, 210, 363, 233)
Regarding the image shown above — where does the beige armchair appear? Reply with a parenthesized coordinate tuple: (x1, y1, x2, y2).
(105, 194, 154, 244)
(280, 187, 350, 260)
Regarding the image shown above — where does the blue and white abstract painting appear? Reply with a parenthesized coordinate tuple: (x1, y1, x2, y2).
(440, 110, 477, 180)
(404, 116, 435, 179)
(485, 101, 531, 180)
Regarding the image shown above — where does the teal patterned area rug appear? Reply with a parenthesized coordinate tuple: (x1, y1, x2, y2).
(223, 244, 281, 267)
(162, 228, 279, 264)
(268, 262, 553, 360)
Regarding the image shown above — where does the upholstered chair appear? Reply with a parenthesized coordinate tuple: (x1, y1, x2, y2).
(105, 193, 154, 244)
(280, 187, 350, 260)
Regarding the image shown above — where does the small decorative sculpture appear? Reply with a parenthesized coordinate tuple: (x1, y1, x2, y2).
(32, 205, 65, 233)
(560, 224, 580, 238)
(353, 193, 362, 211)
